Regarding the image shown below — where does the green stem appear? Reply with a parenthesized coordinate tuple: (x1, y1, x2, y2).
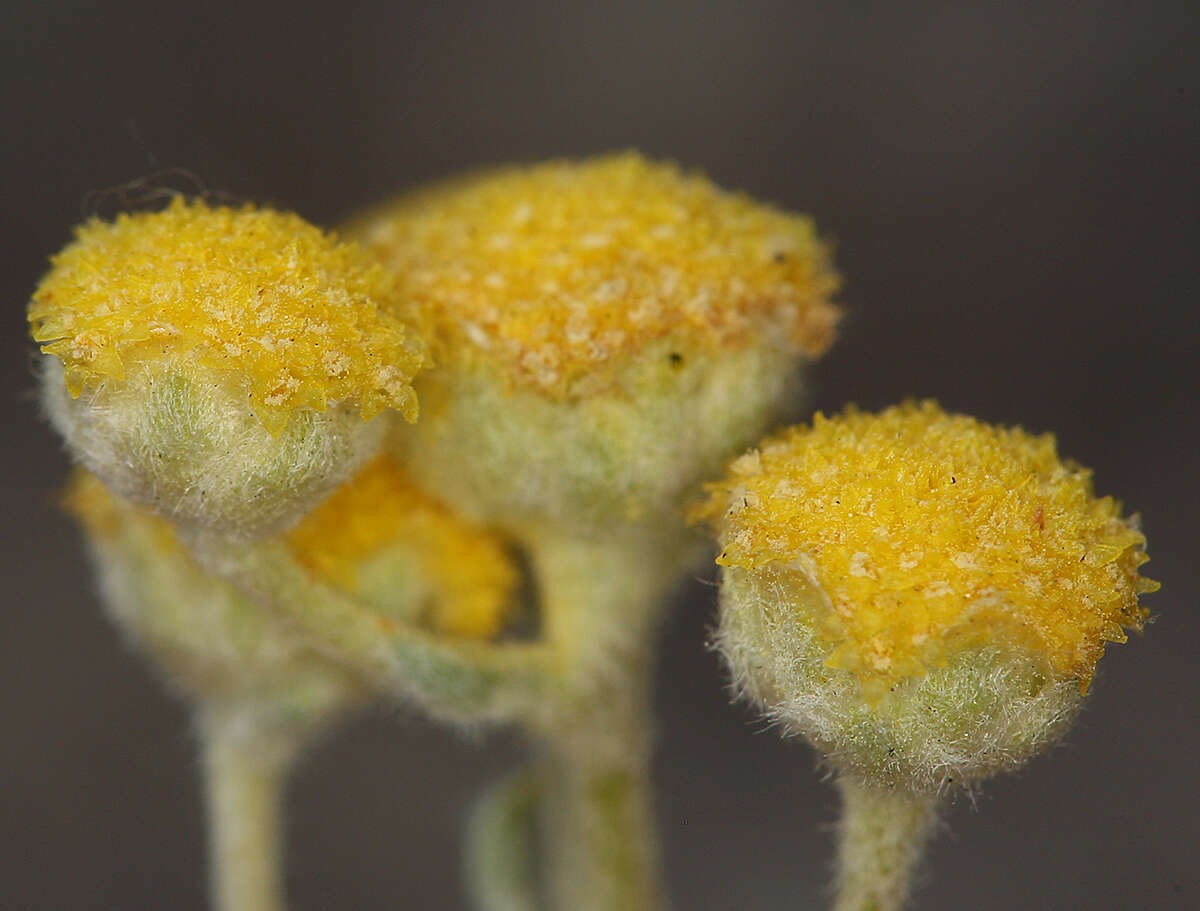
(466, 770, 543, 911)
(190, 527, 677, 911)
(832, 776, 940, 911)
(466, 674, 665, 911)
(521, 531, 671, 911)
(536, 691, 663, 911)
(201, 710, 299, 911)
(188, 532, 552, 724)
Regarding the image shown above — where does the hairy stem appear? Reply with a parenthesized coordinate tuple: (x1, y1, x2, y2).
(521, 530, 673, 911)
(833, 776, 939, 911)
(188, 532, 552, 724)
(537, 689, 663, 911)
(190, 526, 680, 911)
(467, 668, 665, 911)
(467, 770, 543, 911)
(201, 710, 299, 911)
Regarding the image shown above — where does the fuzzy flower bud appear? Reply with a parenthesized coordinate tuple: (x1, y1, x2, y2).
(693, 401, 1157, 793)
(353, 152, 840, 530)
(63, 457, 519, 716)
(31, 199, 428, 536)
(63, 469, 358, 723)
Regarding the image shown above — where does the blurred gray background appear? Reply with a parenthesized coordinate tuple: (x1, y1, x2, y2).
(2, 1, 1196, 908)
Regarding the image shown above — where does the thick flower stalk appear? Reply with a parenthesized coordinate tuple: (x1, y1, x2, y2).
(693, 401, 1157, 911)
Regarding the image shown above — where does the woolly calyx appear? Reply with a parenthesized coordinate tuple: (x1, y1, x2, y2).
(355, 153, 839, 531)
(393, 337, 804, 531)
(42, 358, 385, 537)
(694, 401, 1156, 792)
(63, 469, 361, 724)
(32, 199, 428, 535)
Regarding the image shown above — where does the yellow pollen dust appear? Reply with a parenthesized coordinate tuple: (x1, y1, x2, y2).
(30, 198, 428, 432)
(692, 401, 1157, 692)
(355, 152, 840, 394)
(286, 457, 518, 639)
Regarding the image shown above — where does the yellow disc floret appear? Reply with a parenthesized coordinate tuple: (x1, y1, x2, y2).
(30, 198, 427, 431)
(356, 152, 840, 394)
(693, 401, 1157, 693)
(286, 457, 518, 638)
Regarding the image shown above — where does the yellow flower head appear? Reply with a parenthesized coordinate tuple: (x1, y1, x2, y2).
(693, 401, 1157, 697)
(356, 152, 840, 394)
(30, 198, 428, 432)
(286, 457, 518, 639)
(66, 463, 516, 642)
